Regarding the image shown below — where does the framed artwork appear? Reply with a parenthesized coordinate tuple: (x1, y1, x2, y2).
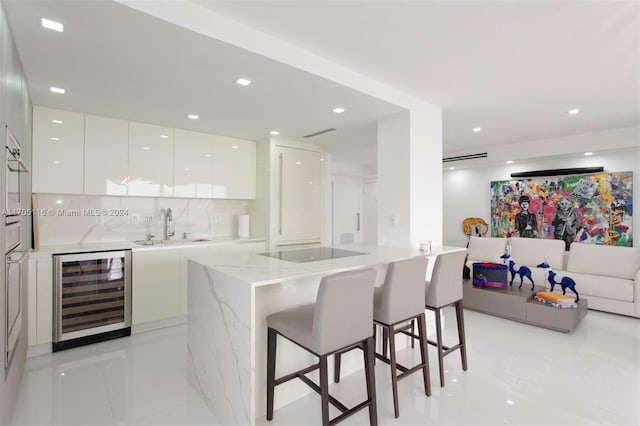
(490, 171, 633, 249)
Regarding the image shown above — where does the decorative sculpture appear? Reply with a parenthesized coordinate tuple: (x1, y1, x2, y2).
(500, 252, 535, 290)
(462, 217, 489, 237)
(536, 260, 580, 302)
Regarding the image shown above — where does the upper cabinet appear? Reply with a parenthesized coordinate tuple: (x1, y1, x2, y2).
(212, 135, 256, 199)
(32, 107, 84, 194)
(84, 115, 129, 195)
(31, 108, 257, 199)
(128, 122, 174, 197)
(174, 129, 213, 198)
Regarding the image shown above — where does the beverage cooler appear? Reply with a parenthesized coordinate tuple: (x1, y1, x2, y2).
(53, 250, 132, 351)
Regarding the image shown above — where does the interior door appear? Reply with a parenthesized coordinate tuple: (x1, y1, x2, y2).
(332, 175, 363, 245)
(362, 181, 378, 244)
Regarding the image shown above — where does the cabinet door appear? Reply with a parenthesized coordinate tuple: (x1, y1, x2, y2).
(212, 135, 256, 199)
(84, 115, 129, 195)
(36, 257, 53, 345)
(32, 107, 84, 194)
(128, 122, 174, 197)
(132, 248, 181, 325)
(275, 146, 322, 244)
(174, 129, 213, 198)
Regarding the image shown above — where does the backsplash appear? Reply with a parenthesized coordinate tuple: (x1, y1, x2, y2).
(34, 194, 253, 247)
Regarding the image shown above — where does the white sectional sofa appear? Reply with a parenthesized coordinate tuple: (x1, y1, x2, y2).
(466, 236, 640, 318)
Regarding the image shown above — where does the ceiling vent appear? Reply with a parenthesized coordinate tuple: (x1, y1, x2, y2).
(303, 128, 336, 138)
(442, 152, 488, 163)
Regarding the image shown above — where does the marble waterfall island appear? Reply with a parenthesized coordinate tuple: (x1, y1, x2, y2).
(187, 244, 464, 425)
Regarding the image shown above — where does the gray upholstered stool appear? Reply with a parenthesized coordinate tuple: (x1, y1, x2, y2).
(266, 268, 378, 426)
(424, 250, 468, 387)
(335, 256, 431, 418)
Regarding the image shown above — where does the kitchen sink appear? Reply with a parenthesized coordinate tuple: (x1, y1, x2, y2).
(134, 238, 210, 246)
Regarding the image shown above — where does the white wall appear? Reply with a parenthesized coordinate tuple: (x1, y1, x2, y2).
(444, 137, 640, 247)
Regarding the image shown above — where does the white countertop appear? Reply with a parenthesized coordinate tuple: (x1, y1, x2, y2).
(30, 237, 266, 257)
(189, 244, 465, 287)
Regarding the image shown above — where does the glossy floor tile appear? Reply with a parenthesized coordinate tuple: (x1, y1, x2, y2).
(11, 308, 640, 425)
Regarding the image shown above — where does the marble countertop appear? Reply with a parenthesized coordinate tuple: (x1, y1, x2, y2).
(189, 244, 465, 287)
(30, 237, 266, 257)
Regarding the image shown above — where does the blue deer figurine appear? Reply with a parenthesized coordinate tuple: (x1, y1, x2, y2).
(536, 261, 580, 302)
(500, 252, 535, 290)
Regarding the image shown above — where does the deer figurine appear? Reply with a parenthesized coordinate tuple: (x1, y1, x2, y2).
(536, 257, 580, 302)
(500, 251, 535, 290)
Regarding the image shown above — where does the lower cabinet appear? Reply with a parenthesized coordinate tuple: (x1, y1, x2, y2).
(131, 248, 182, 325)
(27, 256, 54, 346)
(27, 242, 266, 347)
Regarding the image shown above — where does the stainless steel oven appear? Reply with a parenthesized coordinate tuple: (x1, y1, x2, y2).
(5, 217, 27, 372)
(5, 125, 29, 214)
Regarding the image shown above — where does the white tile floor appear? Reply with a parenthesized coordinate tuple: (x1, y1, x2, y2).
(11, 308, 640, 426)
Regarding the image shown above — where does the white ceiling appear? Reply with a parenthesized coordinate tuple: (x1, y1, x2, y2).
(4, 0, 639, 166)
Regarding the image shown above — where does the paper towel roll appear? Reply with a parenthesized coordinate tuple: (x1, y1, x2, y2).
(238, 215, 250, 238)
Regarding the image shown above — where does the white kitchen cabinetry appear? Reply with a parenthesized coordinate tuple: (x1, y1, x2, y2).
(84, 115, 129, 195)
(128, 122, 174, 197)
(26, 256, 53, 346)
(174, 129, 213, 198)
(212, 135, 256, 199)
(132, 248, 182, 325)
(272, 144, 322, 247)
(32, 107, 85, 194)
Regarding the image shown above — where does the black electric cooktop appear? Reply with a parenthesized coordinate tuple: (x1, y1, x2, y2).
(258, 247, 367, 263)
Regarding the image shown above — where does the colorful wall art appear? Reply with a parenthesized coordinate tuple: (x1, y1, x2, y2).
(490, 171, 633, 249)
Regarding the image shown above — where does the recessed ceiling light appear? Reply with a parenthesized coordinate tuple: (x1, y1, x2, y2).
(449, 167, 455, 170)
(142, 146, 151, 150)
(235, 78, 252, 86)
(52, 119, 63, 124)
(187, 114, 199, 120)
(204, 154, 212, 158)
(295, 161, 302, 165)
(472, 127, 482, 133)
(320, 158, 324, 162)
(231, 145, 239, 149)
(50, 87, 65, 94)
(41, 18, 64, 32)
(53, 160, 60, 164)
(56, 200, 63, 205)
(568, 109, 580, 115)
(584, 152, 593, 156)
(159, 134, 168, 139)
(333, 107, 345, 114)
(50, 137, 60, 141)
(270, 130, 280, 135)
(506, 160, 513, 164)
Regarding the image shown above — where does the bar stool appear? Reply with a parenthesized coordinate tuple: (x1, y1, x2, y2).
(335, 256, 431, 418)
(266, 268, 378, 426)
(424, 250, 468, 387)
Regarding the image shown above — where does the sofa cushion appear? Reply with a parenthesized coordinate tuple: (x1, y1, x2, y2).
(466, 236, 507, 264)
(547, 272, 634, 303)
(507, 237, 565, 270)
(567, 244, 640, 280)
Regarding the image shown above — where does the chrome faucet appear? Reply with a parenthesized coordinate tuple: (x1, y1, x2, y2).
(164, 208, 175, 240)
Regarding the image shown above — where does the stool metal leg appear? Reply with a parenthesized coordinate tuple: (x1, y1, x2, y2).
(434, 307, 445, 387)
(334, 352, 342, 383)
(456, 300, 468, 371)
(387, 324, 400, 418)
(319, 355, 330, 426)
(417, 313, 431, 396)
(363, 336, 378, 426)
(266, 328, 277, 421)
